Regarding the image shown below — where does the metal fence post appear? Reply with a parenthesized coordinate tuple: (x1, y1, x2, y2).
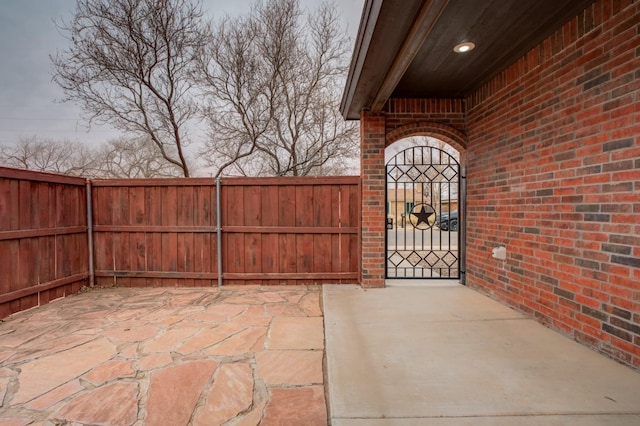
(216, 177, 223, 288)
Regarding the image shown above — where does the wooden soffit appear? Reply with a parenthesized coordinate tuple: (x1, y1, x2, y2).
(341, 0, 596, 119)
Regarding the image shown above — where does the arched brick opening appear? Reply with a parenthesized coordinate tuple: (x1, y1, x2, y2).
(385, 122, 467, 154)
(359, 113, 468, 288)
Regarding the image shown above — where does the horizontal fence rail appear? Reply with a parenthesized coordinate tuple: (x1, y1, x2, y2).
(0, 167, 89, 318)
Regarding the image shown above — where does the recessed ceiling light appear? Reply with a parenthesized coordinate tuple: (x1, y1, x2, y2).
(454, 42, 475, 53)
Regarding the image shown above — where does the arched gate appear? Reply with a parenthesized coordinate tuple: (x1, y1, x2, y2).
(385, 146, 463, 279)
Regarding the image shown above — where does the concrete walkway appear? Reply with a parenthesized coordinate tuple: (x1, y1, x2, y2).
(0, 286, 326, 425)
(324, 284, 640, 425)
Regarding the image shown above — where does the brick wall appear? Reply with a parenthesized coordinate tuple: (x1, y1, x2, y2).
(359, 102, 467, 287)
(360, 112, 386, 287)
(383, 98, 467, 139)
(358, 0, 639, 368)
(465, 0, 640, 368)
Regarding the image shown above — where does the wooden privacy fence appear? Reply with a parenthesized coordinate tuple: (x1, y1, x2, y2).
(0, 168, 360, 316)
(91, 176, 360, 286)
(0, 168, 89, 318)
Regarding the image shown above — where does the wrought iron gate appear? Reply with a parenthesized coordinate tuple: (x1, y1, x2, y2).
(386, 146, 461, 278)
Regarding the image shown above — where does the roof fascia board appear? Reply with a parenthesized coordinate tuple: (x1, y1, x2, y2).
(340, 0, 383, 119)
(370, 0, 450, 112)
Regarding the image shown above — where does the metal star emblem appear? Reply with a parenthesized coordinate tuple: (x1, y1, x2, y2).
(409, 204, 436, 230)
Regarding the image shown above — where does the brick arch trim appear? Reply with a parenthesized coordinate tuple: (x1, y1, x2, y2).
(385, 122, 467, 152)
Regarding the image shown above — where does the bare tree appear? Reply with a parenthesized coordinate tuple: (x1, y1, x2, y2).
(92, 136, 184, 178)
(198, 0, 358, 177)
(51, 0, 212, 177)
(0, 136, 96, 176)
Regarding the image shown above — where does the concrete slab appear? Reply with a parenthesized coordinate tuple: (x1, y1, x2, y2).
(385, 279, 460, 287)
(334, 415, 640, 425)
(324, 285, 640, 426)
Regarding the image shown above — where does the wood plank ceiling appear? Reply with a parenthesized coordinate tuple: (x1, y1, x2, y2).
(341, 0, 597, 119)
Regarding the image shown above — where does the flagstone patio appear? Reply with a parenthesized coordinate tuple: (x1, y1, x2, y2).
(0, 285, 326, 425)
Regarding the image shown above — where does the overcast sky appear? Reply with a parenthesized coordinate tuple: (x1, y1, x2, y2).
(0, 0, 364, 147)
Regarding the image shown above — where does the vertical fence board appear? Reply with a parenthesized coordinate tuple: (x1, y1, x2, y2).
(72, 233, 83, 275)
(243, 186, 261, 225)
(224, 178, 359, 284)
(296, 234, 313, 273)
(46, 183, 57, 229)
(180, 185, 195, 285)
(161, 186, 177, 278)
(0, 244, 10, 317)
(5, 241, 19, 292)
(278, 186, 296, 227)
(145, 186, 160, 286)
(19, 180, 32, 230)
(55, 184, 66, 228)
(262, 186, 279, 226)
(30, 181, 41, 228)
(177, 185, 194, 226)
(129, 186, 145, 274)
(295, 185, 314, 227)
(38, 183, 50, 231)
(313, 234, 331, 273)
(38, 236, 50, 292)
(261, 234, 278, 273)
(330, 186, 341, 273)
(93, 187, 107, 273)
(8, 180, 19, 231)
(314, 185, 332, 227)
(313, 185, 332, 274)
(177, 232, 186, 274)
(185, 232, 195, 287)
(0, 179, 8, 232)
(229, 186, 245, 225)
(145, 186, 162, 225)
(163, 185, 177, 225)
(243, 185, 261, 284)
(279, 234, 297, 277)
(224, 185, 244, 283)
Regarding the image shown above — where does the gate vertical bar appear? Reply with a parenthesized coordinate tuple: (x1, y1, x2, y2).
(216, 177, 222, 288)
(460, 166, 466, 285)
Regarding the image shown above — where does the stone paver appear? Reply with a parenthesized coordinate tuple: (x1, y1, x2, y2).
(205, 326, 267, 355)
(24, 380, 84, 411)
(192, 362, 254, 426)
(262, 386, 328, 426)
(145, 360, 218, 425)
(11, 338, 116, 405)
(0, 285, 326, 425)
(83, 360, 135, 385)
(137, 352, 172, 371)
(268, 317, 324, 349)
(56, 383, 138, 425)
(256, 350, 324, 385)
